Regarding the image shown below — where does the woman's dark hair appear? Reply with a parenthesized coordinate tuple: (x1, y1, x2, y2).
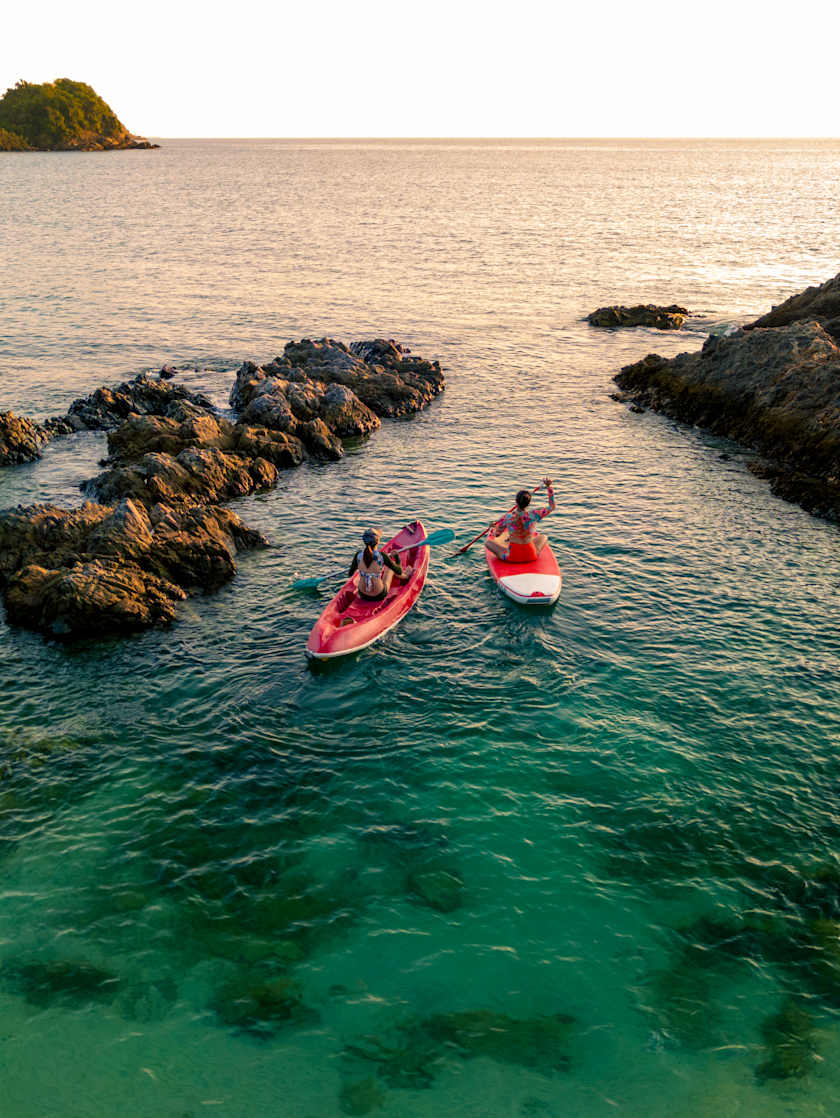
(515, 489, 531, 510)
(363, 545, 375, 565)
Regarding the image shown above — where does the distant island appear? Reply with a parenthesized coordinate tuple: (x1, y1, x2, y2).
(0, 79, 158, 151)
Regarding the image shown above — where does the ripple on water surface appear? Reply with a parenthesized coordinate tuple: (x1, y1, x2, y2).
(2, 140, 840, 1116)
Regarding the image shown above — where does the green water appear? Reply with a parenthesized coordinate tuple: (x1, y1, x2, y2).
(2, 139, 840, 1115)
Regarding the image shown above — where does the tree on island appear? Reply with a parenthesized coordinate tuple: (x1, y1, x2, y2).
(0, 79, 157, 151)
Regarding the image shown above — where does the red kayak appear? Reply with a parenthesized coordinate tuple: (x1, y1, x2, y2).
(485, 541, 563, 606)
(306, 521, 430, 659)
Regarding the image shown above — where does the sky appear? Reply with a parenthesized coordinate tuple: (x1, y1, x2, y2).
(2, 0, 839, 138)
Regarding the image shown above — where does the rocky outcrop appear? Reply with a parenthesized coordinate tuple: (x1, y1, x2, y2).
(84, 447, 274, 509)
(614, 321, 840, 521)
(0, 412, 50, 465)
(5, 560, 186, 635)
(65, 372, 215, 431)
(746, 271, 840, 341)
(0, 499, 267, 637)
(0, 373, 218, 469)
(1, 337, 444, 638)
(79, 338, 443, 514)
(588, 304, 688, 330)
(231, 337, 444, 425)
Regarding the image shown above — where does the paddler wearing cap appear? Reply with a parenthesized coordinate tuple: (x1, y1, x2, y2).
(348, 529, 413, 601)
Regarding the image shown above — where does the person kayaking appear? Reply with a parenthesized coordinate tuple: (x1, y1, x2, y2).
(485, 477, 555, 563)
(348, 529, 412, 601)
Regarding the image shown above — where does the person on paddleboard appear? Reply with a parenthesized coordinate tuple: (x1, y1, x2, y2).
(485, 478, 555, 563)
(348, 529, 413, 601)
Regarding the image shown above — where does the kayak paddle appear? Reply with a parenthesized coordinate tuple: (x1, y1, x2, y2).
(291, 527, 455, 591)
(454, 482, 544, 555)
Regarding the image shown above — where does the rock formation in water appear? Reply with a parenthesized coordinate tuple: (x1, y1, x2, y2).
(0, 500, 268, 636)
(0, 412, 50, 465)
(231, 337, 444, 423)
(613, 318, 840, 521)
(0, 79, 157, 151)
(745, 271, 840, 341)
(587, 304, 688, 329)
(0, 339, 445, 637)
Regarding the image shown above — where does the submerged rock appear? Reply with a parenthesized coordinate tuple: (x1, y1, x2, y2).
(429, 1009, 574, 1071)
(0, 411, 49, 465)
(588, 304, 688, 330)
(640, 915, 754, 1048)
(755, 998, 819, 1083)
(339, 1076, 386, 1116)
(345, 1007, 575, 1089)
(1, 957, 119, 1006)
(345, 1026, 440, 1089)
(209, 971, 317, 1036)
(0, 727, 82, 780)
(406, 867, 464, 913)
(117, 974, 178, 1022)
(614, 321, 840, 521)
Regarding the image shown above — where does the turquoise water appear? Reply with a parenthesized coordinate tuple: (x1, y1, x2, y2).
(2, 140, 840, 1115)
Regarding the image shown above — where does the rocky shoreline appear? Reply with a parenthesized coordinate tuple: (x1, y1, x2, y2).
(0, 338, 444, 638)
(612, 273, 840, 523)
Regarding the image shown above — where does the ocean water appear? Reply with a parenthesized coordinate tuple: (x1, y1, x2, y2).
(1, 139, 840, 1116)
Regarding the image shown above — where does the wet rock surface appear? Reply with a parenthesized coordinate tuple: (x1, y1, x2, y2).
(588, 304, 688, 329)
(231, 337, 444, 425)
(613, 320, 840, 521)
(84, 447, 270, 509)
(0, 411, 50, 465)
(0, 499, 267, 637)
(65, 372, 215, 431)
(0, 337, 442, 638)
(746, 269, 840, 341)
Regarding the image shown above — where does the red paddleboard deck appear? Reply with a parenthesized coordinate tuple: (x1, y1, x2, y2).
(485, 542, 562, 606)
(306, 521, 429, 659)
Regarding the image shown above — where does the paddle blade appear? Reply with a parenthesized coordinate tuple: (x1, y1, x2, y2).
(290, 574, 329, 590)
(393, 527, 455, 555)
(418, 527, 455, 547)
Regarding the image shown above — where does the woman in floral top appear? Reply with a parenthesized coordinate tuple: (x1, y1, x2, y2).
(485, 477, 555, 563)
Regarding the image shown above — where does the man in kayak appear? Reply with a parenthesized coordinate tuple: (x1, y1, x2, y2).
(348, 529, 413, 601)
(485, 477, 555, 563)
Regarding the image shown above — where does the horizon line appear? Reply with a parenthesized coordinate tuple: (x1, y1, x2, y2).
(144, 135, 840, 142)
